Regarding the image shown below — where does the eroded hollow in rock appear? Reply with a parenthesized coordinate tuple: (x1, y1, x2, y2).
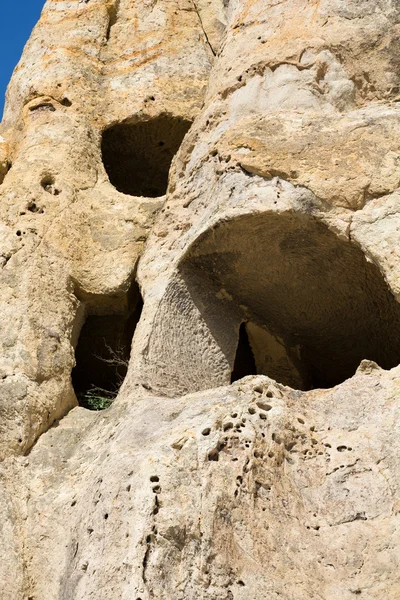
(101, 116, 192, 197)
(72, 281, 143, 409)
(231, 322, 257, 382)
(180, 211, 400, 391)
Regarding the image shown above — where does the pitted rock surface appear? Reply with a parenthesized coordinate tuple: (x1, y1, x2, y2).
(1, 1, 400, 598)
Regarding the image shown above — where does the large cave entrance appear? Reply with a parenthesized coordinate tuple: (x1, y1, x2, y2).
(180, 211, 400, 391)
(101, 115, 192, 197)
(72, 281, 143, 410)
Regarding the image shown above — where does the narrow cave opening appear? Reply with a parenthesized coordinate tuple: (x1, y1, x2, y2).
(101, 116, 192, 197)
(72, 282, 143, 410)
(180, 212, 400, 391)
(231, 323, 257, 383)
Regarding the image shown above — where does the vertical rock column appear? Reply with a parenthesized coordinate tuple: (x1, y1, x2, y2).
(0, 0, 215, 457)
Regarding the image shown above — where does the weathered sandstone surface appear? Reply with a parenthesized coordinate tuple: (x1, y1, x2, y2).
(1, 0, 400, 598)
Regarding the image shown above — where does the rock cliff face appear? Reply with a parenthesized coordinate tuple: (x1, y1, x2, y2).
(1, 0, 400, 598)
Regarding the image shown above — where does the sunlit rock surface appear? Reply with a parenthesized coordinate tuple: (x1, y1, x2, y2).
(1, 1, 400, 598)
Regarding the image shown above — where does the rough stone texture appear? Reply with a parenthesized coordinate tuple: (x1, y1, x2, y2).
(0, 136, 8, 184)
(1, 0, 400, 598)
(0, 0, 214, 457)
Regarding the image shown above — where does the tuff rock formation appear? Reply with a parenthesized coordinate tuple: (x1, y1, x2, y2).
(1, 0, 400, 598)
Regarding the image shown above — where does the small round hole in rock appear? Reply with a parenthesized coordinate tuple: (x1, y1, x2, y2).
(101, 116, 192, 197)
(27, 201, 44, 214)
(208, 449, 219, 461)
(41, 175, 61, 195)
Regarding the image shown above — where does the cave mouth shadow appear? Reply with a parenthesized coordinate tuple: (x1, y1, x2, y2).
(180, 211, 400, 391)
(231, 322, 257, 383)
(72, 281, 143, 410)
(101, 115, 192, 197)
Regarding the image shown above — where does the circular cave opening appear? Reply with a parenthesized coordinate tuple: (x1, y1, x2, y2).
(71, 281, 143, 410)
(180, 211, 400, 391)
(101, 115, 192, 197)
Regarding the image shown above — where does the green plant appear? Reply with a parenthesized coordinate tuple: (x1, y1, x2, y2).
(77, 341, 129, 411)
(77, 388, 116, 411)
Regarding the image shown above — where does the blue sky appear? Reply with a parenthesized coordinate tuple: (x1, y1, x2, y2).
(0, 0, 45, 119)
